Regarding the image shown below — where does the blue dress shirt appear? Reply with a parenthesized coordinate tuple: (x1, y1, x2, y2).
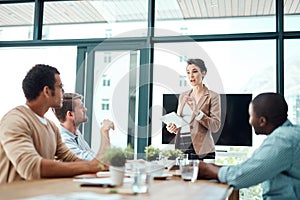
(59, 125, 95, 161)
(218, 120, 300, 200)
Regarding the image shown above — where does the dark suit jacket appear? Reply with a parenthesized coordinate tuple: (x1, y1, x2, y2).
(175, 85, 221, 155)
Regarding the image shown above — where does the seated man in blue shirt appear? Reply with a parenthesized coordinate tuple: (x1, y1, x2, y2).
(53, 93, 114, 161)
(198, 92, 300, 199)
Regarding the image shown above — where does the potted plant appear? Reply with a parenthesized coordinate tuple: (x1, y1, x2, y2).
(161, 149, 184, 170)
(162, 149, 184, 160)
(144, 145, 161, 161)
(124, 144, 134, 160)
(103, 146, 127, 186)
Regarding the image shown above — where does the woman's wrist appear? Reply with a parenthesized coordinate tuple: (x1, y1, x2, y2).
(195, 110, 204, 120)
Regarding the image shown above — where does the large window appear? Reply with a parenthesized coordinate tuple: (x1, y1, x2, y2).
(284, 0, 300, 31)
(285, 39, 300, 125)
(91, 50, 140, 151)
(0, 2, 34, 41)
(155, 0, 276, 36)
(152, 40, 276, 150)
(43, 0, 148, 39)
(0, 46, 77, 121)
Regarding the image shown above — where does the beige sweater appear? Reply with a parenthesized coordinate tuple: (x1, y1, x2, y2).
(0, 106, 77, 184)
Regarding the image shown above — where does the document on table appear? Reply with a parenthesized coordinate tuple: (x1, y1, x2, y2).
(160, 112, 188, 128)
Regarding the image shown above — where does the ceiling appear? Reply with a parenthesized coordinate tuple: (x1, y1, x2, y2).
(0, 0, 299, 27)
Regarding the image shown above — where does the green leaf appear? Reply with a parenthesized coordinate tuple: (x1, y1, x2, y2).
(144, 145, 161, 161)
(103, 146, 126, 167)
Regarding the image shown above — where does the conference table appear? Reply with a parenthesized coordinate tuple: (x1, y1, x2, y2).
(0, 173, 237, 200)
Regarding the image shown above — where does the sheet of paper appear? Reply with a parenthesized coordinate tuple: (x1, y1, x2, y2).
(160, 112, 189, 128)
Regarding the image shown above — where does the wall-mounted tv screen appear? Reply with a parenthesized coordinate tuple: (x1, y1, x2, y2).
(162, 93, 253, 146)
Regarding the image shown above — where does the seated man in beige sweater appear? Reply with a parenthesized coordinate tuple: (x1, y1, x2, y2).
(0, 64, 109, 184)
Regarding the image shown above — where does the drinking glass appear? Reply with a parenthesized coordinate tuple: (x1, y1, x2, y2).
(132, 172, 152, 193)
(179, 159, 199, 182)
(131, 165, 153, 193)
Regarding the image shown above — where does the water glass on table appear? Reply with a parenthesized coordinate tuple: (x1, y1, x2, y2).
(179, 159, 199, 182)
(130, 164, 153, 193)
(132, 171, 152, 193)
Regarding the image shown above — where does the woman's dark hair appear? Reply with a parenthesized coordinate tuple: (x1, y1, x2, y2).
(22, 64, 60, 101)
(187, 58, 207, 73)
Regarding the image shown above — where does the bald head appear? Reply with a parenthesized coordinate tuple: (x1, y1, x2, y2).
(251, 92, 288, 127)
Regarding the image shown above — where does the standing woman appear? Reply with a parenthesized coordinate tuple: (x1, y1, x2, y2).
(166, 58, 221, 160)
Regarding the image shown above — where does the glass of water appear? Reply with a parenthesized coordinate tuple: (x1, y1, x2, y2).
(179, 159, 199, 182)
(131, 167, 152, 193)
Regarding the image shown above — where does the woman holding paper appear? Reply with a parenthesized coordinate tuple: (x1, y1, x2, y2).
(166, 58, 221, 160)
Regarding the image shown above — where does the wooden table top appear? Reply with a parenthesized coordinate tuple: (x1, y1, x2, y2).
(0, 175, 233, 200)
